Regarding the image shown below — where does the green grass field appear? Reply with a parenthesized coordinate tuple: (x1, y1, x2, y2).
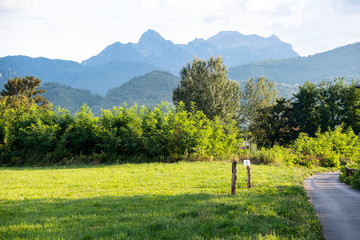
(0, 162, 328, 239)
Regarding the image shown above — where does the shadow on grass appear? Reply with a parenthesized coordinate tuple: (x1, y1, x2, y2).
(0, 188, 322, 240)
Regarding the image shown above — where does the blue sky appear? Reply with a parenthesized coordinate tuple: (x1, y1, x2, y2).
(1, 0, 359, 62)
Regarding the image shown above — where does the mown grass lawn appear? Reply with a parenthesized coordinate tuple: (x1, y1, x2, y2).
(0, 162, 329, 239)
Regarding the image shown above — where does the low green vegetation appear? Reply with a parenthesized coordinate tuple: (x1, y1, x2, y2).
(0, 162, 329, 239)
(1, 75, 359, 170)
(237, 125, 360, 171)
(0, 101, 241, 166)
(339, 166, 360, 190)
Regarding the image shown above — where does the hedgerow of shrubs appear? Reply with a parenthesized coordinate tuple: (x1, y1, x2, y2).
(1, 95, 359, 169)
(0, 101, 242, 166)
(245, 125, 360, 168)
(292, 126, 360, 167)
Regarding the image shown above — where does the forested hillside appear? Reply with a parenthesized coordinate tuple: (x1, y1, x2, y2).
(42, 71, 179, 114)
(101, 71, 179, 109)
(42, 83, 102, 113)
(42, 71, 298, 114)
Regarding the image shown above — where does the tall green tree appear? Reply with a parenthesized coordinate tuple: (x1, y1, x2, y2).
(1, 76, 49, 108)
(240, 76, 277, 127)
(338, 80, 360, 134)
(291, 81, 320, 137)
(173, 56, 241, 121)
(291, 78, 360, 136)
(249, 98, 295, 147)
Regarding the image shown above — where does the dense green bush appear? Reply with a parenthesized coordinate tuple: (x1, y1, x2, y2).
(248, 145, 297, 166)
(98, 105, 144, 157)
(1, 91, 359, 168)
(339, 166, 360, 190)
(0, 101, 242, 166)
(247, 126, 359, 168)
(349, 171, 360, 190)
(291, 126, 360, 168)
(0, 103, 60, 164)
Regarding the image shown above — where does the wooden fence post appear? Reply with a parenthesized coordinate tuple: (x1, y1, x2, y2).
(231, 160, 237, 195)
(247, 166, 252, 189)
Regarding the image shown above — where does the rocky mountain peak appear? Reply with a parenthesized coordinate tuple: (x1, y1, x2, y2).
(138, 29, 167, 45)
(137, 29, 174, 57)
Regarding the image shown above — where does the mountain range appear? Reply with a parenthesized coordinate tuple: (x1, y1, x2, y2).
(228, 42, 360, 84)
(0, 56, 160, 95)
(83, 29, 298, 73)
(0, 29, 359, 112)
(0, 29, 298, 95)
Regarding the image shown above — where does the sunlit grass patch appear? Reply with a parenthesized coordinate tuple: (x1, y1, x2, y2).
(0, 162, 328, 239)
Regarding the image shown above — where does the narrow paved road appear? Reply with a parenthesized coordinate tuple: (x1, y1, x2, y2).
(304, 172, 360, 240)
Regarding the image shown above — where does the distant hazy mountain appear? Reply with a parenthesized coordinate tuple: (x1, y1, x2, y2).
(70, 60, 161, 94)
(0, 29, 298, 95)
(83, 29, 299, 73)
(0, 56, 160, 95)
(1, 29, 359, 101)
(0, 56, 80, 87)
(228, 42, 360, 84)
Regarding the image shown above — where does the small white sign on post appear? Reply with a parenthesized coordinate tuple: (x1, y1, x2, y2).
(244, 160, 252, 188)
(244, 160, 251, 166)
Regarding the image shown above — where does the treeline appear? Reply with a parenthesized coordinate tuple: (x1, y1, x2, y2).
(249, 78, 360, 148)
(1, 58, 360, 168)
(246, 77, 360, 170)
(0, 101, 241, 165)
(1, 94, 359, 168)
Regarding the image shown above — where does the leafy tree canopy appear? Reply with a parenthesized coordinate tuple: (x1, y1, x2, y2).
(249, 98, 295, 148)
(240, 76, 277, 127)
(1, 76, 49, 108)
(291, 78, 360, 136)
(173, 56, 241, 121)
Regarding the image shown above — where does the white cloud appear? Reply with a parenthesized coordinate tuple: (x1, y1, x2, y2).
(0, 0, 359, 61)
(245, 0, 277, 12)
(138, 0, 163, 10)
(0, 0, 40, 11)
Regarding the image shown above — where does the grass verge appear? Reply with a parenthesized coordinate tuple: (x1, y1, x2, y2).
(0, 162, 329, 239)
